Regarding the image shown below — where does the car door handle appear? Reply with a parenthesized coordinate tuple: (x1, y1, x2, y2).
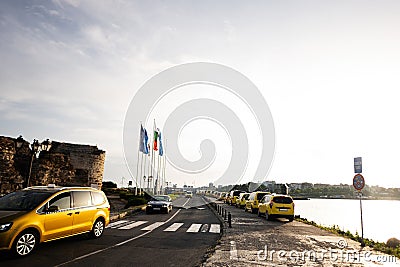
(67, 213, 73, 216)
(75, 211, 80, 214)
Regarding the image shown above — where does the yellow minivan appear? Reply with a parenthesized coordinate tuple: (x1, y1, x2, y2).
(0, 185, 110, 257)
(258, 194, 294, 221)
(245, 191, 269, 213)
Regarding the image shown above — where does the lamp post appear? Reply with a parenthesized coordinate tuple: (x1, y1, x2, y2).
(15, 136, 52, 188)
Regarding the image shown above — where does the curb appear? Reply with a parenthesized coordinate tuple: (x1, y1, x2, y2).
(110, 204, 146, 221)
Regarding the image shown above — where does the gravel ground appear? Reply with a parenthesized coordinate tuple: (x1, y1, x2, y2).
(201, 201, 400, 267)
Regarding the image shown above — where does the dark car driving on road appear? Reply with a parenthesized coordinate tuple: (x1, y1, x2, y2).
(146, 195, 173, 214)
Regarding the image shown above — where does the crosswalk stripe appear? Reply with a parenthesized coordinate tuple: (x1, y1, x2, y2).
(106, 220, 129, 228)
(119, 221, 148, 230)
(209, 224, 220, 233)
(186, 223, 202, 233)
(163, 223, 184, 232)
(141, 222, 165, 231)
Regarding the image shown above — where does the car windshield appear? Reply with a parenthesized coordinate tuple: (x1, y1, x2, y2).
(0, 190, 53, 211)
(257, 193, 267, 200)
(233, 191, 243, 197)
(153, 195, 170, 202)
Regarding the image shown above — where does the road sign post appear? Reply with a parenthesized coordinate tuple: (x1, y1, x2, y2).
(353, 172, 365, 247)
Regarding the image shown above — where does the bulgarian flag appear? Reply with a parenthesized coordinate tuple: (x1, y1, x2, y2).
(153, 129, 159, 151)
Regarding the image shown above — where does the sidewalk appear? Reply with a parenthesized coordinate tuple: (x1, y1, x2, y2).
(201, 201, 400, 267)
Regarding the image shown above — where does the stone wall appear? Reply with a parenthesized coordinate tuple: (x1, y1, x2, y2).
(0, 136, 25, 193)
(0, 136, 106, 194)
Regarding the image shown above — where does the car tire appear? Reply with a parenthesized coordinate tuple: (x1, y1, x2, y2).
(12, 230, 38, 257)
(90, 218, 105, 238)
(288, 216, 294, 222)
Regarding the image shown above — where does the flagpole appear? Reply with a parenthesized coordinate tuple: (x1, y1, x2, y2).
(135, 123, 142, 195)
(140, 152, 144, 195)
(152, 119, 156, 194)
(163, 139, 167, 194)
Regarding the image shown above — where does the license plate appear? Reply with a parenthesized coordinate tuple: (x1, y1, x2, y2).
(279, 208, 288, 211)
(153, 207, 160, 210)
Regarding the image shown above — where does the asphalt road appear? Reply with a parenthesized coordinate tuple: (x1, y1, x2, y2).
(0, 195, 221, 267)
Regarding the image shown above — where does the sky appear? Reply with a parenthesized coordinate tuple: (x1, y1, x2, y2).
(1, 0, 400, 188)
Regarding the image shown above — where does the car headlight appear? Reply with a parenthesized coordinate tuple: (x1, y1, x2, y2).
(0, 222, 13, 232)
(147, 204, 152, 207)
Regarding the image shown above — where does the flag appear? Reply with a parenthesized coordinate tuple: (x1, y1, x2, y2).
(143, 128, 149, 154)
(139, 125, 145, 153)
(158, 131, 164, 156)
(153, 129, 159, 151)
(147, 144, 151, 156)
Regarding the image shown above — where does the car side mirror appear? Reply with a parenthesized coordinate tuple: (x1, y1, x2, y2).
(47, 205, 59, 212)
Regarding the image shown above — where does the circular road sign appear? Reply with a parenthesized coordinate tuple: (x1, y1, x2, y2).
(353, 174, 365, 191)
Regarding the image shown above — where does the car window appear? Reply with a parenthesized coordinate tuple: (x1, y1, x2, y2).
(249, 193, 255, 200)
(91, 191, 106, 205)
(73, 191, 92, 207)
(0, 190, 53, 211)
(257, 193, 267, 200)
(48, 192, 71, 210)
(273, 196, 293, 204)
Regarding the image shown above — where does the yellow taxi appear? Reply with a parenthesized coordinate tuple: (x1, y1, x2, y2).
(245, 191, 269, 213)
(0, 185, 110, 257)
(258, 194, 294, 221)
(228, 190, 246, 205)
(235, 192, 250, 208)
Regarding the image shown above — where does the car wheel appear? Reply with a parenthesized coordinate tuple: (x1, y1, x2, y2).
(13, 230, 38, 257)
(251, 208, 256, 214)
(90, 218, 105, 238)
(288, 216, 294, 222)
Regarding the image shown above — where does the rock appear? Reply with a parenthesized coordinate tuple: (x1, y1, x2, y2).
(386, 237, 400, 248)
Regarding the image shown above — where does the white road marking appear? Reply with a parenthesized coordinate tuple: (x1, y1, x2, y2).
(230, 241, 238, 260)
(182, 197, 191, 207)
(186, 223, 202, 233)
(106, 220, 129, 228)
(118, 221, 147, 230)
(209, 224, 220, 233)
(141, 221, 165, 231)
(55, 209, 182, 267)
(163, 222, 184, 232)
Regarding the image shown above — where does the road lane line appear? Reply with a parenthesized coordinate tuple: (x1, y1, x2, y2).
(186, 223, 202, 233)
(55, 209, 182, 267)
(163, 222, 184, 232)
(209, 224, 220, 233)
(141, 221, 165, 231)
(106, 220, 129, 228)
(118, 221, 147, 230)
(182, 197, 191, 207)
